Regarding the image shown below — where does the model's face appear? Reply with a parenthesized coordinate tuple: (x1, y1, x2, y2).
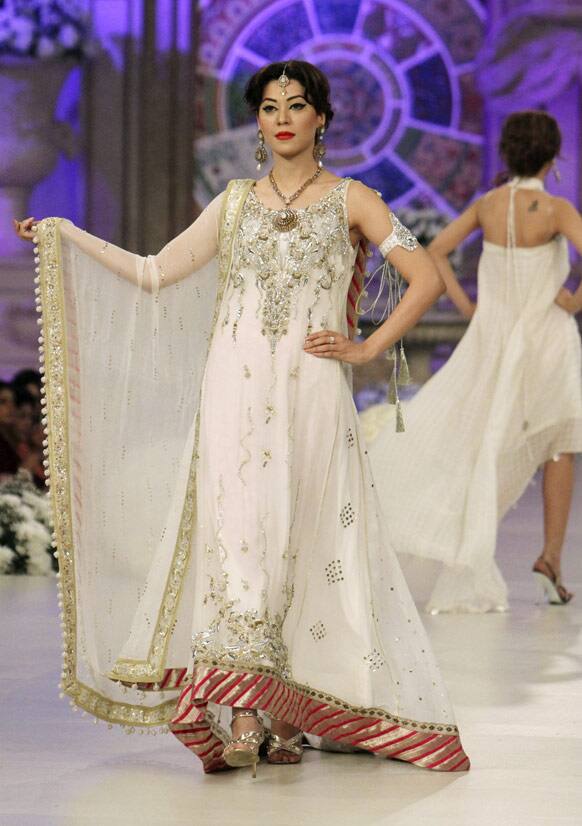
(257, 79, 325, 160)
(0, 388, 15, 427)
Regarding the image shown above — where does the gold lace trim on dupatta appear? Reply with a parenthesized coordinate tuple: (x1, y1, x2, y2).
(37, 180, 254, 726)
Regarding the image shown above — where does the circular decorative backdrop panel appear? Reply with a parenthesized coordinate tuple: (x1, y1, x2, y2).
(196, 0, 485, 213)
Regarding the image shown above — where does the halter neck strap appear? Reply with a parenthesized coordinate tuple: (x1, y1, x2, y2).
(509, 177, 545, 191)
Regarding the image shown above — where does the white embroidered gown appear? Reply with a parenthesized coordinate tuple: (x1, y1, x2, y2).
(175, 180, 467, 771)
(365, 178, 582, 614)
(36, 178, 469, 773)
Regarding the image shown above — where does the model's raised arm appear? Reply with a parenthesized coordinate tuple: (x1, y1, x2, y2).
(15, 192, 224, 292)
(349, 181, 445, 359)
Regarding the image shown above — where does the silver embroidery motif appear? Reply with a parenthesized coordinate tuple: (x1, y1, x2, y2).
(378, 213, 419, 257)
(230, 184, 352, 352)
(340, 502, 356, 527)
(363, 649, 386, 672)
(324, 559, 344, 585)
(310, 621, 327, 641)
(192, 608, 290, 675)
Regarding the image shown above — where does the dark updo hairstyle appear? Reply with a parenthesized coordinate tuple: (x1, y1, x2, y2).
(244, 60, 334, 129)
(499, 110, 561, 179)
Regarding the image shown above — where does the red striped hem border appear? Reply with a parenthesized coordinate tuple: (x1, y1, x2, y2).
(168, 665, 469, 774)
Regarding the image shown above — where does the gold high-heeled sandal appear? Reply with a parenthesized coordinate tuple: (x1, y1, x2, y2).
(223, 709, 265, 778)
(532, 557, 574, 605)
(266, 730, 304, 764)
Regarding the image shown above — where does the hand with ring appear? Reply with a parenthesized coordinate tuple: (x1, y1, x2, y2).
(303, 329, 374, 365)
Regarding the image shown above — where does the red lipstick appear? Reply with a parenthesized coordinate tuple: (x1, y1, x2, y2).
(275, 131, 295, 140)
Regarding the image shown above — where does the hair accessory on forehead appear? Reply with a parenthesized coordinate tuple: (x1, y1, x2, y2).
(278, 64, 290, 96)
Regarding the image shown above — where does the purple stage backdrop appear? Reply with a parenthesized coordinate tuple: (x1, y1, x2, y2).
(1, 0, 581, 377)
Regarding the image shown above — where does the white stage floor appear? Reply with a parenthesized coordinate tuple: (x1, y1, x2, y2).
(1, 471, 581, 826)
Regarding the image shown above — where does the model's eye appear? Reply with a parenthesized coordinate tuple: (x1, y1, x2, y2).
(261, 105, 277, 113)
(290, 103, 306, 110)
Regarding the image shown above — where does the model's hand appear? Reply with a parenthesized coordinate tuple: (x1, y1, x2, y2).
(304, 330, 374, 365)
(13, 217, 36, 242)
(555, 287, 579, 315)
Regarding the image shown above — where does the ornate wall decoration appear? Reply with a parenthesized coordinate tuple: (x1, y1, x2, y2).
(195, 0, 485, 215)
(479, 1, 582, 107)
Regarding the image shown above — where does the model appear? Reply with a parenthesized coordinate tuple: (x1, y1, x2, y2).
(365, 111, 582, 614)
(14, 60, 469, 775)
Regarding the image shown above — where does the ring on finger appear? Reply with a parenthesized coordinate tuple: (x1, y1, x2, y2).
(329, 336, 335, 344)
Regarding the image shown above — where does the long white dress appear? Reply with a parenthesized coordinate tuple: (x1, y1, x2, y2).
(35, 178, 469, 774)
(365, 177, 582, 613)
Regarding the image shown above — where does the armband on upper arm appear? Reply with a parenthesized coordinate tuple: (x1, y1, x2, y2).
(379, 214, 419, 257)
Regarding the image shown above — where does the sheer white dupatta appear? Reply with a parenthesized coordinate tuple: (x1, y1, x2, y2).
(36, 179, 253, 727)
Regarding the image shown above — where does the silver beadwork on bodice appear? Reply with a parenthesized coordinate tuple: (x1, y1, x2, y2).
(230, 181, 354, 352)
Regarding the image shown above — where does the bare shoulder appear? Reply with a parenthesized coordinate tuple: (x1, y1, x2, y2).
(553, 195, 579, 217)
(476, 185, 505, 210)
(347, 180, 391, 218)
(479, 187, 500, 204)
(552, 196, 582, 238)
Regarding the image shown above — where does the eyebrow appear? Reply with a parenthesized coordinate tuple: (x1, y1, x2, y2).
(261, 95, 307, 103)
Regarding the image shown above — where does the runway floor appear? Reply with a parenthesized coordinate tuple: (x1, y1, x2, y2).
(1, 470, 581, 826)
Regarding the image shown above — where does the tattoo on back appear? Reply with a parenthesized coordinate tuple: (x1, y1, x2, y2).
(528, 200, 539, 213)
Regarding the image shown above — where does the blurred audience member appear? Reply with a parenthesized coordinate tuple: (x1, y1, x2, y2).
(12, 369, 42, 418)
(0, 380, 19, 479)
(13, 387, 45, 489)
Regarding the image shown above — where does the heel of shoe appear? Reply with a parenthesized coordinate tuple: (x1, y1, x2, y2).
(223, 745, 260, 776)
(223, 710, 264, 778)
(533, 570, 558, 604)
(532, 570, 571, 605)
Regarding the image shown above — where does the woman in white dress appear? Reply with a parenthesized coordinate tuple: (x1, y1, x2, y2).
(366, 111, 582, 614)
(14, 60, 469, 776)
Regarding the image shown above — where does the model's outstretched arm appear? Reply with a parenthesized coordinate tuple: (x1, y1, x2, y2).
(554, 198, 582, 314)
(13, 192, 224, 292)
(426, 203, 479, 320)
(304, 181, 444, 364)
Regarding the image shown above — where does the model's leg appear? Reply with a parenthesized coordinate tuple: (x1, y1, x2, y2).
(268, 717, 303, 764)
(541, 454, 574, 573)
(533, 453, 575, 602)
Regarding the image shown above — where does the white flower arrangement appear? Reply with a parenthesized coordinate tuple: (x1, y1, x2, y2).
(0, 471, 53, 575)
(0, 0, 91, 59)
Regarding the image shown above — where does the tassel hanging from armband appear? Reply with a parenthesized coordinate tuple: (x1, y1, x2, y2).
(395, 400, 406, 433)
(387, 348, 406, 432)
(388, 368, 398, 405)
(397, 342, 411, 386)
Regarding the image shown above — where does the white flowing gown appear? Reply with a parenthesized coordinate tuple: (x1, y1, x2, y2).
(36, 178, 469, 774)
(365, 178, 582, 613)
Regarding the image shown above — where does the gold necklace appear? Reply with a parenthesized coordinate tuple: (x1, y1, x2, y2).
(268, 168, 322, 232)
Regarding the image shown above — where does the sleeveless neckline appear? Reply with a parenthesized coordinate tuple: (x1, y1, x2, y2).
(249, 178, 348, 213)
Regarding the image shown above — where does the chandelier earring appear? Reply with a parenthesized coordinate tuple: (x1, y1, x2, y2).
(313, 126, 326, 168)
(255, 129, 268, 171)
(552, 159, 561, 182)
